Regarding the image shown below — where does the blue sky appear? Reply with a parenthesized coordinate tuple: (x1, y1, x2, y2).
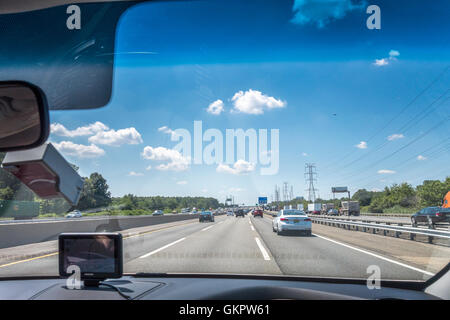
(49, 0, 450, 204)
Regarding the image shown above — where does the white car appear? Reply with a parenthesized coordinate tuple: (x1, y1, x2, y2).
(272, 209, 311, 236)
(226, 211, 234, 216)
(65, 210, 82, 218)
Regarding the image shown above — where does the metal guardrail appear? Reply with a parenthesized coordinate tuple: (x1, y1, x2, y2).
(310, 216, 450, 244)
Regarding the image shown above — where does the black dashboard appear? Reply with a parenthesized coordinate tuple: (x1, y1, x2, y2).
(0, 275, 439, 300)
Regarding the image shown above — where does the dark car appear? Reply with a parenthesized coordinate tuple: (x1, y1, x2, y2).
(252, 209, 263, 218)
(199, 211, 214, 223)
(411, 206, 450, 227)
(235, 209, 245, 218)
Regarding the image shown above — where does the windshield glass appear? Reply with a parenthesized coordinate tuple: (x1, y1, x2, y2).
(0, 0, 449, 281)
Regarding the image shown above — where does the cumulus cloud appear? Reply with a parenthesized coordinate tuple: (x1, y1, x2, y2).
(206, 99, 225, 115)
(53, 141, 105, 158)
(290, 0, 366, 28)
(387, 133, 404, 141)
(146, 165, 152, 171)
(302, 152, 308, 156)
(231, 89, 286, 115)
(378, 169, 396, 174)
(417, 155, 427, 161)
(216, 160, 255, 175)
(373, 49, 400, 67)
(128, 171, 143, 176)
(141, 146, 190, 171)
(355, 141, 368, 149)
(158, 126, 179, 139)
(88, 127, 143, 146)
(51, 121, 109, 137)
(374, 59, 388, 67)
(389, 50, 400, 58)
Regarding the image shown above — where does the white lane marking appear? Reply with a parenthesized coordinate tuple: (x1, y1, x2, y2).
(313, 233, 435, 276)
(139, 237, 186, 258)
(251, 225, 255, 231)
(255, 237, 270, 261)
(201, 225, 214, 231)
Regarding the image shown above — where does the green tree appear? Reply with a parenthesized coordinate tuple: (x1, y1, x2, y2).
(416, 177, 450, 207)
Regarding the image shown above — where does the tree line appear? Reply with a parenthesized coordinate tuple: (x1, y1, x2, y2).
(271, 176, 449, 213)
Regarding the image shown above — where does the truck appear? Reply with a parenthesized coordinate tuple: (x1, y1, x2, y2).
(297, 203, 304, 211)
(341, 201, 360, 216)
(321, 203, 335, 214)
(307, 203, 322, 214)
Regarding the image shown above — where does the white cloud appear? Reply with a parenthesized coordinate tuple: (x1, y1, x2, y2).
(146, 165, 152, 171)
(373, 50, 400, 67)
(355, 141, 368, 149)
(216, 160, 255, 175)
(206, 99, 225, 115)
(201, 188, 208, 193)
(128, 171, 143, 176)
(290, 0, 366, 28)
(53, 141, 105, 158)
(231, 89, 286, 115)
(373, 58, 389, 66)
(389, 50, 400, 58)
(378, 169, 396, 174)
(176, 180, 188, 185)
(387, 133, 404, 141)
(301, 152, 308, 156)
(417, 155, 427, 161)
(229, 187, 245, 193)
(141, 146, 190, 171)
(158, 126, 179, 139)
(88, 127, 143, 146)
(50, 121, 109, 137)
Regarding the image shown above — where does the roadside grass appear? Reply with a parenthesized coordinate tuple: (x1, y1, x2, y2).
(361, 205, 419, 215)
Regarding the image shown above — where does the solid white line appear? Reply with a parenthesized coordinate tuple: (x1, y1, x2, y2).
(251, 225, 255, 231)
(254, 237, 270, 261)
(201, 225, 214, 231)
(313, 233, 434, 276)
(139, 237, 186, 258)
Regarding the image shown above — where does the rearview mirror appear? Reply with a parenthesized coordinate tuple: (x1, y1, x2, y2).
(0, 81, 49, 152)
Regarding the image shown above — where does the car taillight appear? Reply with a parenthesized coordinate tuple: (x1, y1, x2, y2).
(304, 218, 311, 221)
(280, 218, 288, 221)
(436, 212, 443, 217)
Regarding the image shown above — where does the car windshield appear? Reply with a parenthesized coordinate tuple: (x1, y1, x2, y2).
(0, 0, 449, 282)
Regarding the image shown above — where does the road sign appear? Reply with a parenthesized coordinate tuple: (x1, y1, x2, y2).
(258, 197, 268, 204)
(332, 187, 348, 193)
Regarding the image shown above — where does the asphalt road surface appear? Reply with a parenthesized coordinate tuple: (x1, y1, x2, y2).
(0, 214, 446, 280)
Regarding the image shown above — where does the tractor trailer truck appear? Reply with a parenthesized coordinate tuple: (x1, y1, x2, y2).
(341, 201, 360, 216)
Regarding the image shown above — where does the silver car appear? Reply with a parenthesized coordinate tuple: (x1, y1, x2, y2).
(272, 209, 312, 236)
(65, 210, 82, 218)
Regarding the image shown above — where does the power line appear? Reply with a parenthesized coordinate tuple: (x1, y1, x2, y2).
(329, 91, 449, 180)
(322, 65, 449, 171)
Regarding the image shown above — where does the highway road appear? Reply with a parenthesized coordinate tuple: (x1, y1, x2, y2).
(1, 213, 448, 281)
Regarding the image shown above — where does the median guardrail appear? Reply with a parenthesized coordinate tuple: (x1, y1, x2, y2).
(0, 213, 200, 249)
(310, 216, 450, 244)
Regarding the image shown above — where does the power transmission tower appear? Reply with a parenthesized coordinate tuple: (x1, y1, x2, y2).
(305, 163, 318, 202)
(289, 185, 294, 201)
(274, 185, 280, 204)
(283, 182, 289, 202)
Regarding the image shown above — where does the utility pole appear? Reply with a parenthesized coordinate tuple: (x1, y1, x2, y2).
(305, 163, 318, 202)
